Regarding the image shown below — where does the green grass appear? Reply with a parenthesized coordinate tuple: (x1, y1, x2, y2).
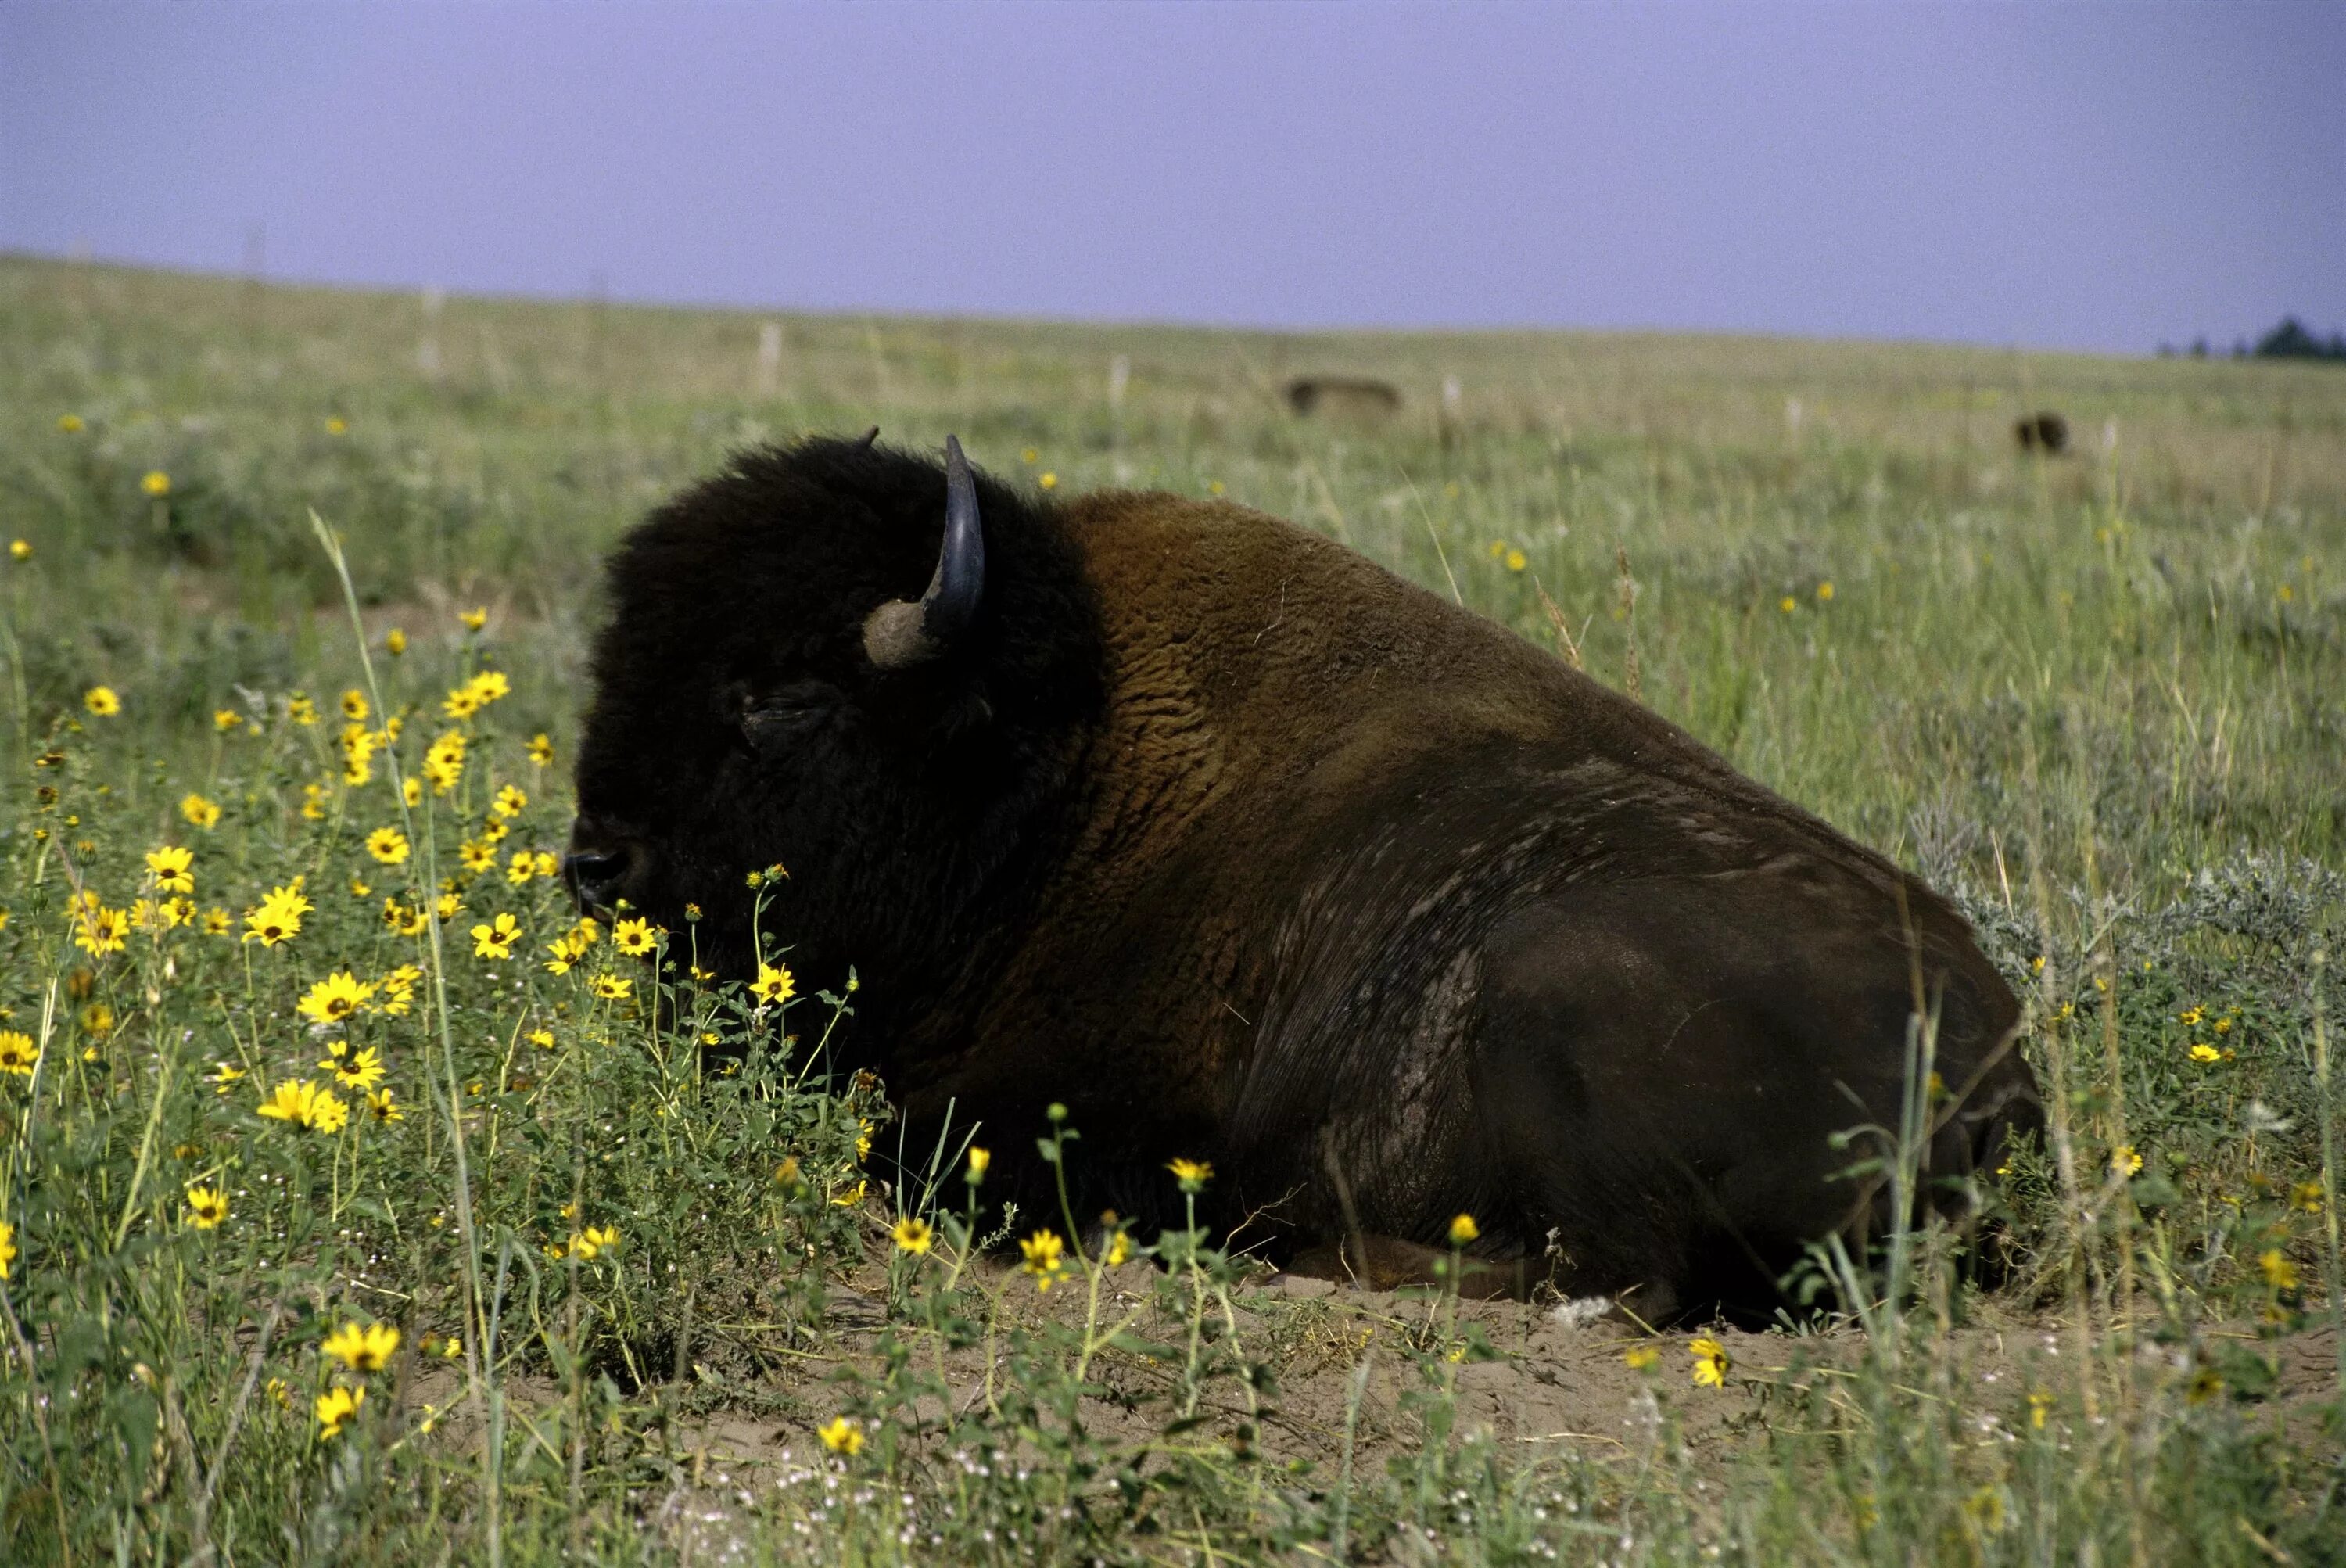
(1, 255, 2342, 1564)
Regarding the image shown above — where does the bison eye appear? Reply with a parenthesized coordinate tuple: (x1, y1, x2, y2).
(739, 680, 844, 754)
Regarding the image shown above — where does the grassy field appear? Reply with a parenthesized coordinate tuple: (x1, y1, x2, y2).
(1, 253, 2343, 1564)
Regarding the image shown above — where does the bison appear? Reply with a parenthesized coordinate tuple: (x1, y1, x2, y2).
(1286, 376, 1402, 419)
(2014, 411, 2069, 454)
(568, 435, 2041, 1320)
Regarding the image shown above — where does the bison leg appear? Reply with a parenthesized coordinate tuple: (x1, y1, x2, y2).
(1467, 878, 2031, 1322)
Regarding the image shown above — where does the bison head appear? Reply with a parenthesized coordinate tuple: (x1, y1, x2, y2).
(566, 435, 1103, 1002)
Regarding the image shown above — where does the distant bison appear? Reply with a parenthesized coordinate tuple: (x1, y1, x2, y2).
(2014, 411, 2068, 454)
(569, 436, 2040, 1319)
(1286, 376, 1401, 419)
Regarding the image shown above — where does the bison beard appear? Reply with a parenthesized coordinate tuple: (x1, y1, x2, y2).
(570, 435, 2043, 1322)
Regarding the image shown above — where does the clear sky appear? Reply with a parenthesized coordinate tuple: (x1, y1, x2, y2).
(4, 2, 2341, 353)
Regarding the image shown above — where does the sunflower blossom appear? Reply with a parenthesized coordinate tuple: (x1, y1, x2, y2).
(185, 1185, 229, 1229)
(322, 1321, 400, 1372)
(1020, 1229, 1069, 1292)
(242, 883, 313, 946)
(296, 971, 375, 1027)
(471, 913, 520, 960)
(314, 1384, 365, 1437)
(145, 845, 195, 893)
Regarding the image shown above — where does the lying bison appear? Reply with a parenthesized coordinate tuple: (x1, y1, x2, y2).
(2014, 411, 2069, 454)
(568, 435, 2040, 1319)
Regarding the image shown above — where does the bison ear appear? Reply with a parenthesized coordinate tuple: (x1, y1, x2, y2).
(863, 435, 985, 670)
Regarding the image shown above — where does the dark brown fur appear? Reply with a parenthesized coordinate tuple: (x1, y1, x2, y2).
(570, 438, 2041, 1320)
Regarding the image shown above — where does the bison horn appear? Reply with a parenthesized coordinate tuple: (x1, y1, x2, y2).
(862, 434, 985, 669)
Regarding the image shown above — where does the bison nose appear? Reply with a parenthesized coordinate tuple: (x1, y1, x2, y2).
(562, 847, 633, 914)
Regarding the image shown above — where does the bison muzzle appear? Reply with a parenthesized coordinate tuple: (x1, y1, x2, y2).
(569, 435, 2042, 1320)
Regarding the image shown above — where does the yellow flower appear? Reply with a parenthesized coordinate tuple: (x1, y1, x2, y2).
(817, 1416, 863, 1455)
(138, 845, 195, 893)
(751, 963, 796, 1005)
(0, 1032, 39, 1076)
(1167, 1157, 1213, 1193)
(612, 917, 658, 957)
(256, 1078, 325, 1127)
(435, 892, 462, 920)
(310, 1090, 350, 1134)
(84, 685, 121, 716)
(208, 1060, 246, 1094)
(1505, 548, 1526, 572)
(298, 971, 376, 1027)
(213, 708, 242, 732)
(831, 1179, 867, 1208)
(460, 607, 487, 632)
(472, 913, 520, 960)
(6, 539, 27, 561)
(320, 1042, 386, 1092)
(1038, 471, 1058, 490)
(1816, 581, 1835, 601)
(490, 785, 527, 821)
(366, 1088, 402, 1123)
(527, 1029, 555, 1050)
(385, 627, 407, 656)
(366, 827, 411, 866)
(441, 684, 482, 721)
(2189, 1043, 2222, 1064)
(1020, 1229, 1068, 1290)
(1778, 596, 1796, 614)
(56, 413, 83, 432)
(504, 849, 537, 885)
(181, 793, 222, 829)
(299, 782, 327, 821)
(287, 693, 318, 727)
(423, 732, 465, 794)
(2290, 1182, 2326, 1214)
(966, 1146, 991, 1183)
(588, 974, 632, 1000)
(71, 901, 130, 956)
(0, 1221, 16, 1279)
(377, 964, 422, 1015)
(1690, 1337, 1730, 1387)
(468, 669, 511, 707)
(1623, 1344, 1659, 1372)
(1447, 1213, 1480, 1247)
(2110, 1145, 2143, 1178)
(526, 733, 554, 767)
(885, 1215, 936, 1257)
(404, 777, 423, 807)
(2186, 1366, 2223, 1405)
(242, 883, 313, 946)
(2215, 1016, 2233, 1035)
(202, 907, 231, 935)
(459, 839, 498, 874)
(2179, 1006, 2205, 1026)
(2028, 1390, 2053, 1429)
(140, 469, 171, 497)
(314, 1384, 365, 1438)
(338, 688, 368, 722)
(185, 1185, 229, 1229)
(2259, 1250, 2298, 1292)
(1103, 1227, 1132, 1268)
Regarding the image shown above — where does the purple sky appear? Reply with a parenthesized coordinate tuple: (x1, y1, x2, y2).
(5, 2, 2341, 353)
